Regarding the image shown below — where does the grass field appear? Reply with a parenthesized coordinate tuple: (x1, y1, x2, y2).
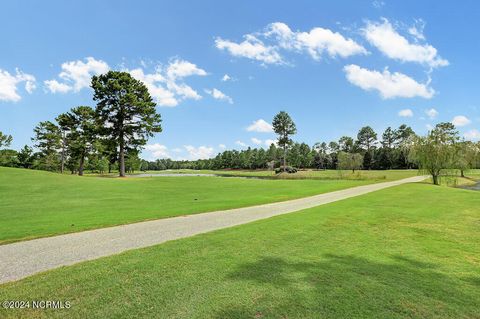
(0, 167, 391, 244)
(0, 183, 478, 318)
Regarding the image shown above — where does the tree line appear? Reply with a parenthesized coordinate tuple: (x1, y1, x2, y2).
(141, 113, 480, 185)
(141, 123, 419, 171)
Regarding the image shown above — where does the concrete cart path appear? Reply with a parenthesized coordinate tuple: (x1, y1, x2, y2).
(0, 175, 426, 284)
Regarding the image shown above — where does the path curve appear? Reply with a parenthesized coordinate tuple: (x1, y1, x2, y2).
(0, 176, 426, 284)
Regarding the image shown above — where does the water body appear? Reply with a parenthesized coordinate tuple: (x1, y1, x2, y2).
(460, 182, 480, 191)
(129, 173, 217, 177)
(128, 173, 265, 179)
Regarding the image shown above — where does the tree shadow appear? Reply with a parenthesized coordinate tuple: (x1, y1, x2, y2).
(214, 254, 479, 318)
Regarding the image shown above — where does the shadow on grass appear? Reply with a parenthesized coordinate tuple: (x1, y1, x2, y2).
(215, 254, 479, 318)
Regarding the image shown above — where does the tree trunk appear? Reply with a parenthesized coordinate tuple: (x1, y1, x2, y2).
(78, 153, 85, 176)
(461, 169, 465, 178)
(283, 146, 287, 171)
(119, 133, 125, 177)
(432, 174, 439, 185)
(60, 133, 66, 174)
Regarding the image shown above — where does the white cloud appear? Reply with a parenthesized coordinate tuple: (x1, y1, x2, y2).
(251, 137, 262, 145)
(0, 68, 36, 102)
(129, 68, 178, 107)
(363, 19, 448, 68)
(425, 108, 439, 119)
(45, 57, 109, 93)
(215, 22, 366, 65)
(264, 139, 277, 146)
(464, 129, 480, 140)
(344, 64, 434, 99)
(280, 24, 368, 60)
(204, 88, 233, 104)
(215, 35, 284, 65)
(45, 57, 206, 107)
(398, 108, 414, 117)
(221, 74, 232, 81)
(452, 115, 471, 127)
(44, 80, 71, 94)
(144, 143, 170, 159)
(246, 119, 273, 132)
(166, 59, 207, 80)
(408, 19, 426, 41)
(128, 59, 207, 107)
(144, 143, 217, 160)
(184, 145, 215, 160)
(426, 124, 434, 130)
(235, 140, 248, 147)
(218, 144, 226, 149)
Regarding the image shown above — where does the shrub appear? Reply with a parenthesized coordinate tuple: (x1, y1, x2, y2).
(275, 166, 298, 174)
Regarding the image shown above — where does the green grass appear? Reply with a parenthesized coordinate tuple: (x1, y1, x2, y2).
(0, 167, 383, 244)
(1, 183, 478, 318)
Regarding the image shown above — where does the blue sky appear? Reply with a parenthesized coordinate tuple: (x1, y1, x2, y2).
(1, 0, 479, 160)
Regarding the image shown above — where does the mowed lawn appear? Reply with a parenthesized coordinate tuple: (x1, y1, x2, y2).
(0, 167, 379, 244)
(1, 183, 478, 318)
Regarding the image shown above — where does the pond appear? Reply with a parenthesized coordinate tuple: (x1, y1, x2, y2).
(128, 173, 217, 177)
(459, 182, 480, 191)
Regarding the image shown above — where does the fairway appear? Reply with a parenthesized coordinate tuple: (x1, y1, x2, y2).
(1, 183, 478, 318)
(0, 167, 386, 244)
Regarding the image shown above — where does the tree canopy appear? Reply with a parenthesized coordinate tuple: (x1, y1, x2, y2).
(272, 111, 296, 170)
(92, 71, 162, 177)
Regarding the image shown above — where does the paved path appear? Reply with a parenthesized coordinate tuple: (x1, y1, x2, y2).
(0, 176, 425, 284)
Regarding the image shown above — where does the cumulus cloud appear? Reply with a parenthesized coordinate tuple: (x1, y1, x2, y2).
(452, 115, 471, 127)
(184, 145, 215, 160)
(221, 74, 232, 81)
(218, 144, 226, 149)
(215, 34, 284, 65)
(344, 64, 434, 99)
(204, 88, 233, 104)
(398, 108, 414, 117)
(362, 18, 448, 68)
(464, 129, 480, 140)
(425, 108, 439, 119)
(45, 57, 109, 93)
(267, 22, 367, 60)
(0, 68, 36, 102)
(215, 22, 366, 65)
(144, 143, 216, 160)
(246, 119, 273, 132)
(166, 59, 207, 79)
(144, 143, 170, 159)
(128, 59, 207, 107)
(129, 68, 178, 107)
(264, 139, 277, 146)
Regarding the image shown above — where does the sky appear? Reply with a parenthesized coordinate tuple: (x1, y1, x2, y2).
(1, 0, 479, 160)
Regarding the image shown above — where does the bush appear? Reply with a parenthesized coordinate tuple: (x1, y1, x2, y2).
(275, 166, 298, 174)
